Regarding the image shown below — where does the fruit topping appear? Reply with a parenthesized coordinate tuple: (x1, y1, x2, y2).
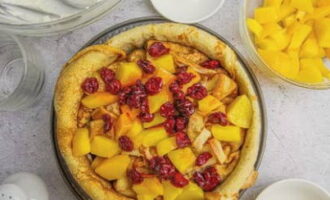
(200, 60, 221, 69)
(145, 77, 163, 95)
(160, 102, 176, 118)
(118, 136, 134, 152)
(137, 59, 156, 74)
(138, 112, 154, 123)
(193, 167, 221, 191)
(176, 72, 195, 85)
(105, 79, 122, 95)
(102, 114, 113, 132)
(127, 168, 144, 184)
(169, 81, 181, 93)
(175, 132, 191, 148)
(100, 67, 115, 84)
(171, 172, 189, 188)
(148, 42, 170, 57)
(187, 83, 207, 100)
(149, 156, 176, 180)
(81, 77, 99, 94)
(195, 152, 213, 166)
(164, 117, 176, 134)
(207, 112, 229, 126)
(175, 98, 195, 117)
(175, 116, 188, 132)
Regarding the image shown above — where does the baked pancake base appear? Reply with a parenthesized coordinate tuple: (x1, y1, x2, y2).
(55, 23, 261, 200)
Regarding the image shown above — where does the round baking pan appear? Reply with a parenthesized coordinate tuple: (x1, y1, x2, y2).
(51, 16, 267, 200)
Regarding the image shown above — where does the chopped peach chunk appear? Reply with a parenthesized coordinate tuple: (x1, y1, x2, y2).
(156, 137, 177, 156)
(254, 7, 279, 24)
(81, 92, 118, 109)
(115, 113, 133, 138)
(227, 95, 253, 128)
(95, 155, 130, 180)
(90, 135, 120, 158)
(143, 113, 166, 128)
(211, 125, 242, 143)
(151, 54, 176, 73)
(116, 62, 143, 87)
(141, 127, 168, 147)
(72, 128, 90, 156)
(168, 148, 196, 173)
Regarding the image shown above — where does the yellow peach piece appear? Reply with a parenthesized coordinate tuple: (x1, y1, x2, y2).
(116, 62, 143, 87)
(212, 74, 237, 100)
(246, 18, 263, 38)
(131, 132, 145, 149)
(316, 0, 330, 6)
(156, 137, 177, 156)
(283, 14, 296, 27)
(198, 95, 222, 114)
(133, 177, 163, 199)
(72, 128, 90, 156)
(126, 119, 143, 138)
(261, 22, 282, 38)
(176, 182, 204, 200)
(300, 34, 322, 58)
(326, 48, 330, 59)
(91, 157, 105, 169)
(302, 58, 330, 79)
(148, 89, 171, 113)
(95, 155, 130, 180)
(81, 92, 118, 109)
(211, 125, 242, 143)
(90, 135, 120, 158)
(258, 49, 299, 79)
(227, 95, 253, 128)
(254, 7, 279, 24)
(168, 148, 196, 173)
(315, 18, 330, 48)
(295, 59, 324, 83)
(288, 23, 312, 50)
(269, 30, 290, 50)
(278, 5, 296, 20)
(162, 181, 183, 200)
(120, 105, 140, 120)
(290, 0, 314, 13)
(141, 127, 168, 147)
(151, 54, 176, 73)
(115, 113, 133, 138)
(143, 113, 166, 128)
(156, 68, 176, 85)
(256, 38, 281, 50)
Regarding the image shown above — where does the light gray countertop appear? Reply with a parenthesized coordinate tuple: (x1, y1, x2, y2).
(0, 0, 329, 199)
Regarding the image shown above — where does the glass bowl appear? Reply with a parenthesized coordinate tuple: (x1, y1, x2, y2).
(0, 0, 121, 37)
(239, 0, 330, 89)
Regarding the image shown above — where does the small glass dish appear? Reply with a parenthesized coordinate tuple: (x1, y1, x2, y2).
(0, 32, 45, 111)
(239, 0, 330, 89)
(0, 0, 121, 36)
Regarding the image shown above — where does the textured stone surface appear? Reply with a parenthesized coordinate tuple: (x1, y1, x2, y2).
(0, 0, 329, 199)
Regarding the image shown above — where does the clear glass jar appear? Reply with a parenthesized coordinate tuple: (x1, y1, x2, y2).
(0, 0, 121, 36)
(0, 32, 45, 111)
(239, 0, 330, 89)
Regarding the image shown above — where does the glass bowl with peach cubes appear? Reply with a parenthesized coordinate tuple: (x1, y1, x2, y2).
(240, 0, 330, 89)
